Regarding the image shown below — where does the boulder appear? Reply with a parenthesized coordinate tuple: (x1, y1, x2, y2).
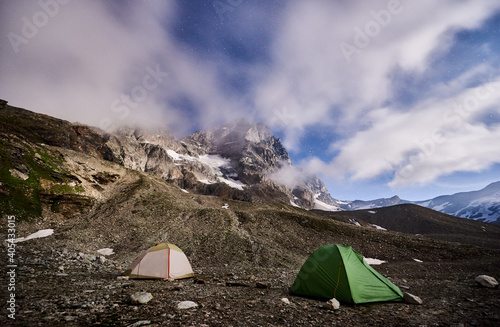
(177, 301, 198, 310)
(255, 281, 270, 289)
(326, 298, 340, 310)
(9, 168, 29, 180)
(280, 298, 291, 305)
(403, 292, 423, 305)
(475, 275, 498, 288)
(127, 321, 151, 327)
(97, 248, 114, 256)
(130, 292, 153, 305)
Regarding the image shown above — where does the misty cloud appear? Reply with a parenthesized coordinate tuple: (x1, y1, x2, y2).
(0, 0, 242, 136)
(267, 163, 308, 190)
(306, 75, 500, 187)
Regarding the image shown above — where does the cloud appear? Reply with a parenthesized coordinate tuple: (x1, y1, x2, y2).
(0, 0, 243, 136)
(306, 74, 500, 187)
(267, 162, 308, 189)
(1, 1, 167, 127)
(252, 0, 500, 148)
(248, 0, 500, 188)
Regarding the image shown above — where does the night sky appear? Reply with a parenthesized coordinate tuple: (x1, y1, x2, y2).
(1, 0, 499, 201)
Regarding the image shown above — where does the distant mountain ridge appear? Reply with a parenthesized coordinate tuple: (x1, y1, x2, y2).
(415, 182, 500, 224)
(335, 183, 500, 225)
(338, 195, 409, 211)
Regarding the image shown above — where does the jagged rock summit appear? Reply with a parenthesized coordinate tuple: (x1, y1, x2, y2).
(187, 119, 290, 185)
(185, 119, 340, 209)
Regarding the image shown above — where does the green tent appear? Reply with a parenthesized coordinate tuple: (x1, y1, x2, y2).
(291, 244, 403, 304)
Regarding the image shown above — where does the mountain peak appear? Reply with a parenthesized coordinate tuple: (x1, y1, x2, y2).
(197, 119, 272, 145)
(0, 105, 337, 211)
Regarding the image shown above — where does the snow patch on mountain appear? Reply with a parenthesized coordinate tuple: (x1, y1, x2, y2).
(219, 177, 245, 190)
(428, 201, 451, 212)
(314, 199, 341, 211)
(167, 149, 197, 162)
(416, 182, 500, 224)
(313, 193, 342, 211)
(199, 154, 231, 168)
(370, 224, 387, 231)
(166, 150, 246, 190)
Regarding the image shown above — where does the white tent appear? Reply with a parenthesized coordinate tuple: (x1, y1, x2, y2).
(124, 243, 194, 279)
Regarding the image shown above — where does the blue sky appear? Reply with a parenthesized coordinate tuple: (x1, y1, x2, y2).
(1, 0, 500, 201)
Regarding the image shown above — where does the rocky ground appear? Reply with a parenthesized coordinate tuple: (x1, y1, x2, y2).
(2, 222, 499, 327)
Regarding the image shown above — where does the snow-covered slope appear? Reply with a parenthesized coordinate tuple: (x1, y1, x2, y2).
(166, 150, 246, 190)
(313, 193, 342, 211)
(416, 182, 500, 224)
(331, 182, 500, 224)
(338, 196, 407, 210)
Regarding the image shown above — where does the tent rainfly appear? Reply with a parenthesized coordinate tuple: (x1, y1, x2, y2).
(291, 244, 403, 304)
(124, 243, 194, 280)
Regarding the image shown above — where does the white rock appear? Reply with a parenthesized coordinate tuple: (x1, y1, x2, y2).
(127, 321, 151, 327)
(326, 298, 340, 310)
(403, 292, 423, 305)
(177, 301, 198, 310)
(130, 292, 153, 304)
(97, 248, 115, 256)
(475, 275, 498, 288)
(9, 168, 29, 180)
(280, 297, 291, 305)
(364, 258, 387, 265)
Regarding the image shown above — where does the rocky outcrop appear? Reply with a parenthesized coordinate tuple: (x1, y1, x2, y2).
(185, 119, 338, 209)
(1, 104, 338, 211)
(187, 120, 289, 183)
